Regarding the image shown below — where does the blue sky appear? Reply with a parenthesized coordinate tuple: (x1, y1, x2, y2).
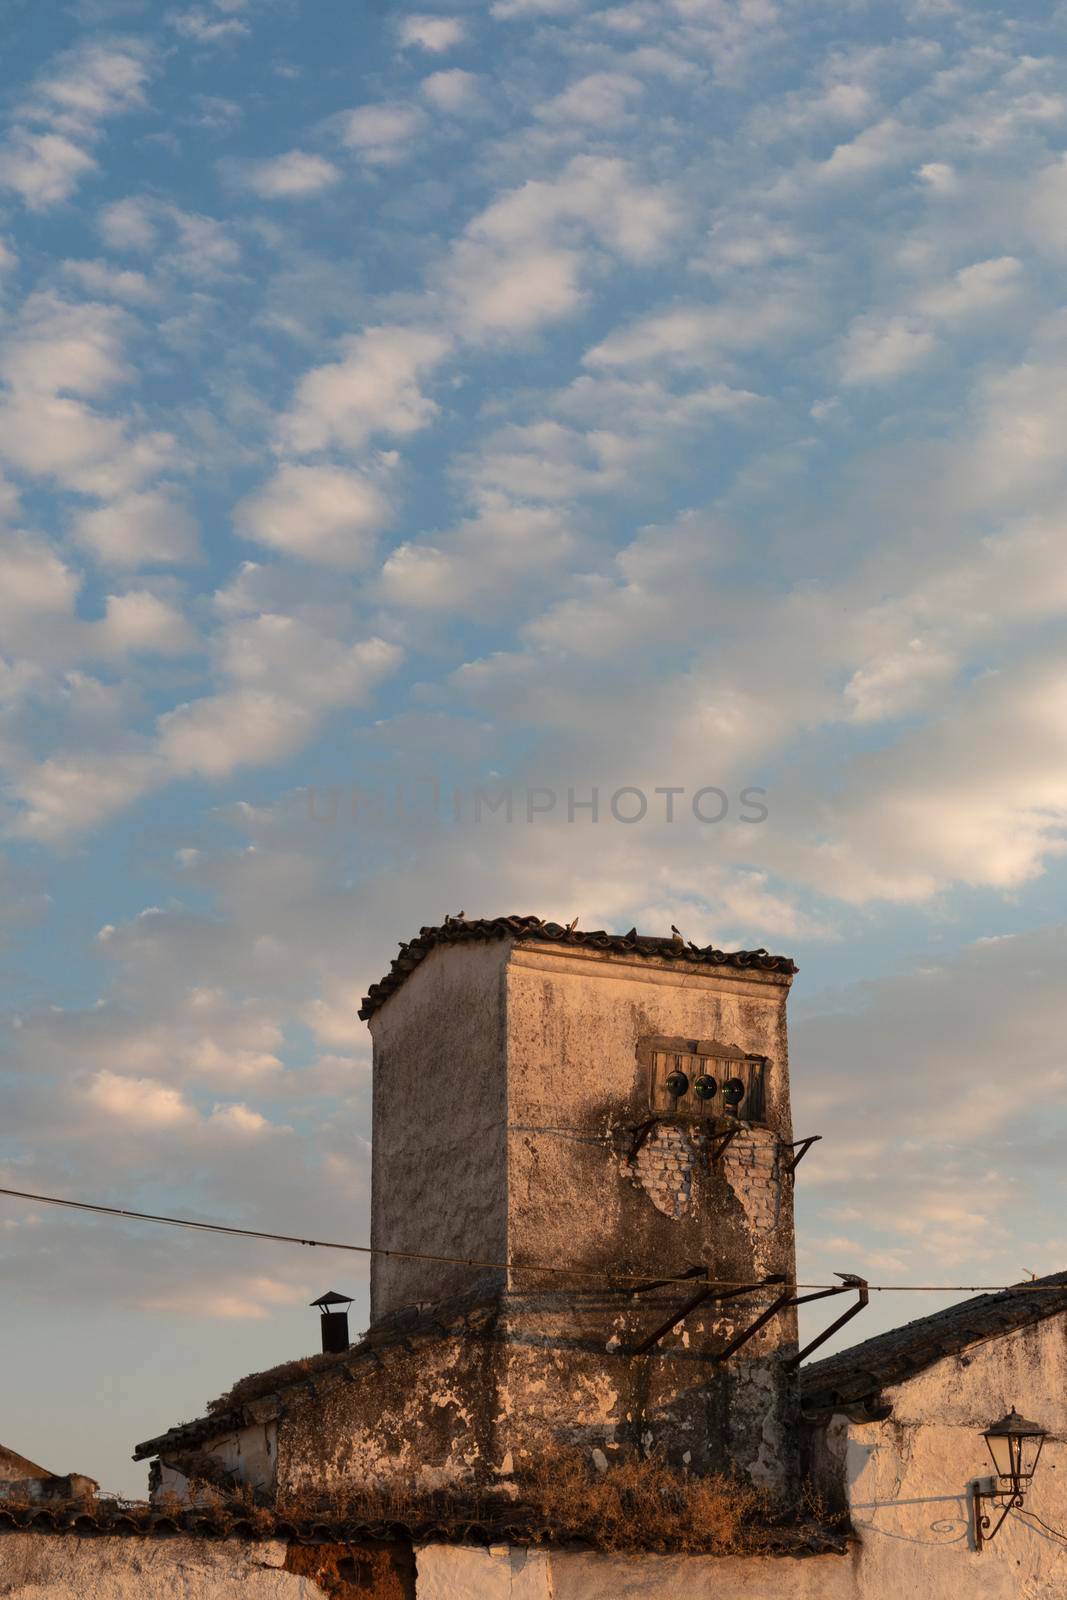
(2, 0, 1067, 1496)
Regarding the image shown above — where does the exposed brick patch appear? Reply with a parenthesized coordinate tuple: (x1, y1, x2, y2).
(629, 1124, 694, 1219)
(722, 1127, 781, 1233)
(283, 1541, 416, 1599)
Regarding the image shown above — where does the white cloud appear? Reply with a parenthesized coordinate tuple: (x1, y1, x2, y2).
(61, 258, 157, 303)
(339, 103, 425, 164)
(72, 490, 200, 567)
(234, 463, 391, 566)
(141, 1276, 304, 1320)
(915, 255, 1023, 320)
(0, 292, 127, 396)
(242, 150, 341, 199)
(491, 0, 579, 15)
(276, 325, 450, 454)
(99, 591, 198, 657)
(584, 295, 803, 369)
(0, 294, 180, 501)
(167, 7, 250, 42)
(0, 42, 151, 210)
(27, 40, 150, 132)
(380, 496, 576, 611)
(0, 133, 96, 210)
(448, 156, 682, 337)
(97, 196, 159, 251)
(448, 239, 583, 335)
(536, 72, 645, 125)
(0, 533, 80, 627)
(843, 639, 956, 723)
(158, 625, 401, 779)
(86, 1070, 195, 1128)
(158, 691, 331, 779)
(98, 198, 240, 277)
(839, 313, 936, 384)
(456, 376, 757, 505)
(398, 14, 465, 51)
(7, 753, 160, 842)
(207, 1102, 272, 1134)
(421, 69, 481, 113)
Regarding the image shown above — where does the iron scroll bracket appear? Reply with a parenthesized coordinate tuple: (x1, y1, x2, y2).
(972, 1486, 1023, 1554)
(782, 1135, 822, 1178)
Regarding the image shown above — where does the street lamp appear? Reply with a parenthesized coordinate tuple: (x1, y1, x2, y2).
(972, 1406, 1048, 1552)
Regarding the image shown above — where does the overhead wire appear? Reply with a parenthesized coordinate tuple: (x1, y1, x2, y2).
(1, 1184, 1065, 1298)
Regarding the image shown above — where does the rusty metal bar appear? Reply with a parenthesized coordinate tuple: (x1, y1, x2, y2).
(631, 1274, 785, 1357)
(631, 1264, 706, 1296)
(627, 1119, 658, 1161)
(704, 1125, 741, 1166)
(714, 1289, 795, 1363)
(716, 1273, 868, 1366)
(782, 1135, 822, 1177)
(786, 1276, 868, 1368)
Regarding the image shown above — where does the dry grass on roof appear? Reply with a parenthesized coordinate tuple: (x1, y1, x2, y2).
(514, 1451, 770, 1554)
(206, 1349, 351, 1416)
(271, 1451, 840, 1557)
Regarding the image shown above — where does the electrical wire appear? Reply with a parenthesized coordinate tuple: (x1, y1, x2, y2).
(1, 1183, 1065, 1297)
(1018, 1510, 1067, 1545)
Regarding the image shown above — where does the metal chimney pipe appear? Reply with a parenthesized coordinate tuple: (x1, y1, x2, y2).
(310, 1291, 354, 1354)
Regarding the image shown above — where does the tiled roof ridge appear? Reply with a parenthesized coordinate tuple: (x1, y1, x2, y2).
(0, 1497, 849, 1556)
(359, 914, 798, 1019)
(800, 1268, 1067, 1414)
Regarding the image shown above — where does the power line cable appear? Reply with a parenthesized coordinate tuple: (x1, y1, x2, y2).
(1, 1184, 1065, 1298)
(1018, 1510, 1067, 1545)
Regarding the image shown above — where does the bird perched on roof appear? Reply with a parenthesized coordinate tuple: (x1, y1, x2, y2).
(670, 924, 684, 943)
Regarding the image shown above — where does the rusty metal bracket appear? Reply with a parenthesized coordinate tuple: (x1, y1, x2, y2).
(782, 1135, 822, 1178)
(715, 1272, 868, 1367)
(630, 1275, 786, 1358)
(626, 1118, 658, 1161)
(704, 1124, 741, 1167)
(787, 1274, 869, 1368)
(631, 1264, 707, 1295)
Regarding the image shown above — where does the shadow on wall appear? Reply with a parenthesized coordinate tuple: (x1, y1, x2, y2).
(850, 1490, 972, 1549)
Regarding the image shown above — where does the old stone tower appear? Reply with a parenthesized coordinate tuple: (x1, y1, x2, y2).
(358, 914, 802, 1491)
(133, 914, 810, 1504)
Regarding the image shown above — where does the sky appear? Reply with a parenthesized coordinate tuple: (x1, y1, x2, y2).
(1, 0, 1067, 1498)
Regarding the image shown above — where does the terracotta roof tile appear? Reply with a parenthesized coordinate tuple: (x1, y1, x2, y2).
(0, 1497, 848, 1556)
(359, 914, 797, 1019)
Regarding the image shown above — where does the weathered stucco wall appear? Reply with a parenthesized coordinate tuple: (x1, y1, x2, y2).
(504, 945, 795, 1284)
(414, 1544, 855, 1599)
(805, 1310, 1067, 1598)
(0, 1536, 320, 1598)
(370, 941, 510, 1320)
(276, 1301, 507, 1493)
(354, 937, 803, 1495)
(503, 945, 798, 1489)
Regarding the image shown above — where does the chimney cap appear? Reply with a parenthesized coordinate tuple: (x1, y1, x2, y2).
(310, 1290, 354, 1309)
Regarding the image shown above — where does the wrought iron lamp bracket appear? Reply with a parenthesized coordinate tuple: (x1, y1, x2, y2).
(972, 1484, 1023, 1553)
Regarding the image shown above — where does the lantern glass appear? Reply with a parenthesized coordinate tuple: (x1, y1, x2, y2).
(983, 1409, 1047, 1487)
